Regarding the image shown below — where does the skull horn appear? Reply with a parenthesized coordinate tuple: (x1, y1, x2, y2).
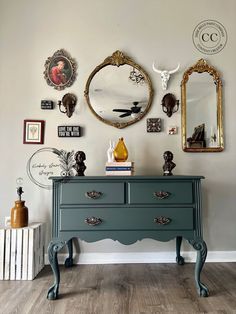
(168, 63, 180, 74)
(152, 62, 162, 74)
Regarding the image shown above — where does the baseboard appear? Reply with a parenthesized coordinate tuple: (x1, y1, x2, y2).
(45, 251, 236, 265)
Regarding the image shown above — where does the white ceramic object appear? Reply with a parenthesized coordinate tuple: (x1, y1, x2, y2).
(107, 140, 115, 162)
(152, 62, 180, 90)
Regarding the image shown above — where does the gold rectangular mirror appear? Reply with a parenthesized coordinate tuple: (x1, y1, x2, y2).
(181, 59, 224, 152)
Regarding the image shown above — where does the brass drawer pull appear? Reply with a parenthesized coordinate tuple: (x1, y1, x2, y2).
(154, 216, 171, 225)
(85, 191, 102, 199)
(153, 191, 171, 199)
(85, 217, 102, 226)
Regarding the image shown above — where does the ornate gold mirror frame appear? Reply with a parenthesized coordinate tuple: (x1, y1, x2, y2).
(181, 59, 224, 152)
(84, 50, 154, 129)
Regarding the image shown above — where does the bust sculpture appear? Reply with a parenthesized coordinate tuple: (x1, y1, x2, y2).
(163, 151, 176, 176)
(74, 151, 86, 176)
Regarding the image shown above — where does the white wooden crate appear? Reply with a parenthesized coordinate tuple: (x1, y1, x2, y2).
(0, 223, 45, 280)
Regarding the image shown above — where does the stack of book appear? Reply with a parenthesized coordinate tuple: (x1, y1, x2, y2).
(105, 162, 134, 176)
(0, 223, 45, 280)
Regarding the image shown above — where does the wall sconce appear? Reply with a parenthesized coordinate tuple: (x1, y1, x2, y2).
(58, 93, 77, 118)
(161, 93, 179, 117)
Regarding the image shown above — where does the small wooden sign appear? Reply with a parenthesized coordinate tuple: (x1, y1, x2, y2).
(58, 126, 81, 137)
(41, 100, 54, 110)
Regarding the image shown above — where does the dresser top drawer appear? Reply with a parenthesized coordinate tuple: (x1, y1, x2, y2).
(60, 182, 125, 205)
(128, 181, 193, 204)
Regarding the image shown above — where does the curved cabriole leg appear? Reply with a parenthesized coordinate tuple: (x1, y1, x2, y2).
(65, 238, 73, 268)
(47, 240, 66, 300)
(189, 238, 209, 297)
(176, 236, 185, 265)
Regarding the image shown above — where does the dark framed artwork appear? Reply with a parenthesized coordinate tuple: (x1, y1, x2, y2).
(23, 120, 45, 144)
(44, 49, 77, 90)
(147, 118, 162, 132)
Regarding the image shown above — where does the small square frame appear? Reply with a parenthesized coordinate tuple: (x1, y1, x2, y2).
(23, 120, 45, 144)
(147, 118, 161, 132)
(168, 125, 178, 135)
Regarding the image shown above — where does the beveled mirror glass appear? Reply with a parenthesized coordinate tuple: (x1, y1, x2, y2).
(84, 50, 154, 129)
(181, 59, 224, 152)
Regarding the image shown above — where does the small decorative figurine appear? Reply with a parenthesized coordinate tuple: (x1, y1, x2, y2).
(107, 140, 115, 162)
(11, 178, 28, 228)
(114, 137, 128, 162)
(74, 151, 86, 176)
(152, 62, 180, 90)
(163, 151, 176, 176)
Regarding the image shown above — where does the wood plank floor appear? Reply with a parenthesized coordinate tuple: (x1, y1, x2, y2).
(0, 263, 236, 314)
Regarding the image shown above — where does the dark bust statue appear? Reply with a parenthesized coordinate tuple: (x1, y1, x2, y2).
(73, 151, 86, 176)
(163, 151, 176, 176)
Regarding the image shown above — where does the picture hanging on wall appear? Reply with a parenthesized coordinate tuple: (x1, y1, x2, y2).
(23, 120, 45, 144)
(146, 118, 161, 132)
(167, 125, 178, 135)
(58, 126, 81, 137)
(44, 49, 77, 90)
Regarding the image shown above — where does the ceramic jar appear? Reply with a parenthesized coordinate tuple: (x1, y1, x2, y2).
(11, 200, 28, 228)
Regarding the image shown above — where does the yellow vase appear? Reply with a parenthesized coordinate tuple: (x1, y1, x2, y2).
(11, 200, 28, 228)
(114, 137, 128, 162)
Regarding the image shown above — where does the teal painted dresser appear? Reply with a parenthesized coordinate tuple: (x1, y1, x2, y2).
(47, 176, 209, 300)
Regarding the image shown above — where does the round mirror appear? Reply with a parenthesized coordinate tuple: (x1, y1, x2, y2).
(84, 51, 154, 129)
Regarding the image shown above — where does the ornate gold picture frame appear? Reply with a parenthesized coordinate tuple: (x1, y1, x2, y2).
(44, 49, 77, 91)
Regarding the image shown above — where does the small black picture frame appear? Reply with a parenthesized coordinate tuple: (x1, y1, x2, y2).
(58, 126, 81, 137)
(41, 100, 54, 110)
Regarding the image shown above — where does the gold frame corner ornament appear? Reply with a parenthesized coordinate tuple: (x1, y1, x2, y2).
(181, 59, 224, 152)
(84, 50, 154, 129)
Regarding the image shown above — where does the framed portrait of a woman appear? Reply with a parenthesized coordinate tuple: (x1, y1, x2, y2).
(44, 49, 77, 90)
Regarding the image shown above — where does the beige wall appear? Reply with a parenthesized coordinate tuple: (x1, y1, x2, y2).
(0, 0, 235, 254)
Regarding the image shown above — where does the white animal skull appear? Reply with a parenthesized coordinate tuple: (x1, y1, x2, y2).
(152, 62, 180, 90)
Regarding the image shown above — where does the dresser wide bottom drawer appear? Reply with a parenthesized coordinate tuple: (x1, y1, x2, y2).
(60, 207, 193, 231)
